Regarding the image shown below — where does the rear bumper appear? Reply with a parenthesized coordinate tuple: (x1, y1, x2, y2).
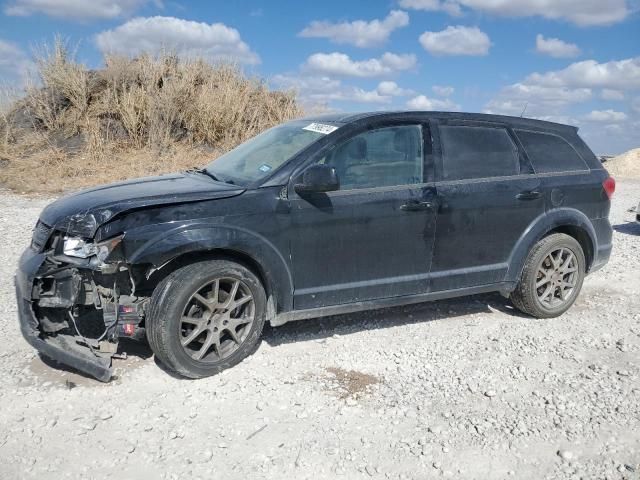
(15, 248, 113, 382)
(590, 217, 613, 273)
(590, 242, 612, 273)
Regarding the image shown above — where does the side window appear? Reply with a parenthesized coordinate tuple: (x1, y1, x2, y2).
(320, 125, 424, 190)
(515, 130, 588, 173)
(439, 125, 520, 181)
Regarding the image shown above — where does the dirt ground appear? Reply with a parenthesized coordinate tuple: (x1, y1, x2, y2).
(0, 181, 638, 480)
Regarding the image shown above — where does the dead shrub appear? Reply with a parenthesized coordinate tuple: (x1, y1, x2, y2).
(0, 39, 303, 194)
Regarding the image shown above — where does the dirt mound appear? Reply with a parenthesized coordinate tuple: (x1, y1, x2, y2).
(604, 148, 640, 178)
(0, 39, 302, 194)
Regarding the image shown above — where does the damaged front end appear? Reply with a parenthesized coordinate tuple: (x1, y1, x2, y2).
(15, 220, 147, 382)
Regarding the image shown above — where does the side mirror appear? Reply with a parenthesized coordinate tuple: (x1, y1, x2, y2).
(294, 165, 340, 194)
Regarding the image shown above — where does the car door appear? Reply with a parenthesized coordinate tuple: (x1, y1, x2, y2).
(288, 120, 438, 310)
(512, 128, 594, 215)
(430, 119, 544, 291)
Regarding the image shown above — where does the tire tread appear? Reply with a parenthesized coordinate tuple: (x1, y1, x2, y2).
(510, 233, 585, 319)
(146, 260, 266, 379)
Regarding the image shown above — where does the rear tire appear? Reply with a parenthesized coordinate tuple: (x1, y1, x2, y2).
(510, 233, 585, 318)
(147, 260, 266, 379)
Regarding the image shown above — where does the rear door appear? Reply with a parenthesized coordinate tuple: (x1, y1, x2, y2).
(430, 120, 544, 291)
(513, 129, 594, 215)
(288, 120, 438, 310)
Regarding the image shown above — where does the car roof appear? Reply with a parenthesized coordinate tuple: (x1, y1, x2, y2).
(303, 111, 578, 133)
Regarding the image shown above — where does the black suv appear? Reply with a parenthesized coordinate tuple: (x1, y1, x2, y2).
(15, 112, 615, 381)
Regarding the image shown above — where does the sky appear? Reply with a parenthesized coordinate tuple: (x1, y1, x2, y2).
(0, 0, 639, 154)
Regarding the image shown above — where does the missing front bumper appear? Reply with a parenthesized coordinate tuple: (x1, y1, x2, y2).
(15, 247, 115, 382)
(15, 281, 113, 382)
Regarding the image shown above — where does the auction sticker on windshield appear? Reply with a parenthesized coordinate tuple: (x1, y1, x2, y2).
(303, 123, 339, 135)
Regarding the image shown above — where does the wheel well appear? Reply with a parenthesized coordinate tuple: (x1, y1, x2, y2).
(137, 249, 271, 300)
(545, 225, 594, 270)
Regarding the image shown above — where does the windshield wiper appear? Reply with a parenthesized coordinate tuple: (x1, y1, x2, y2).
(186, 167, 221, 182)
(185, 167, 240, 186)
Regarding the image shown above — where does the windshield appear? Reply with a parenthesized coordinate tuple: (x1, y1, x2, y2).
(205, 120, 340, 185)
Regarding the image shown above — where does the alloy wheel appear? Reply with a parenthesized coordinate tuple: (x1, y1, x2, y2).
(179, 277, 255, 362)
(535, 247, 579, 309)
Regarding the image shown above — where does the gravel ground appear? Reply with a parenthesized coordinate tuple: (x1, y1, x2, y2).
(1, 181, 639, 480)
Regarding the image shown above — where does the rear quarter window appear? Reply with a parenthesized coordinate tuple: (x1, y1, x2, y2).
(439, 125, 520, 181)
(515, 130, 588, 173)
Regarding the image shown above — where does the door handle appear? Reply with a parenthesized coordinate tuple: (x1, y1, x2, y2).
(400, 201, 434, 211)
(516, 190, 542, 201)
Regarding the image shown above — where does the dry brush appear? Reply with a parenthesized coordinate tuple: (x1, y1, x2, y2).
(0, 40, 303, 193)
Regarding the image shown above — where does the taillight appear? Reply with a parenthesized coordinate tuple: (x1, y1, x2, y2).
(603, 177, 616, 199)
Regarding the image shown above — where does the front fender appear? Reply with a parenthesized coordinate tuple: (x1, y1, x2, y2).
(505, 208, 597, 284)
(126, 224, 294, 311)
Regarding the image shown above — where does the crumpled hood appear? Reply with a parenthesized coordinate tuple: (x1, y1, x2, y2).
(40, 172, 245, 237)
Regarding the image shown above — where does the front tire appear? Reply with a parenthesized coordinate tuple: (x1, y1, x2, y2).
(510, 233, 586, 318)
(147, 260, 266, 379)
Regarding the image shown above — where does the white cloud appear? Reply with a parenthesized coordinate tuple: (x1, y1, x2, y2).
(601, 89, 624, 101)
(584, 109, 628, 123)
(487, 57, 640, 117)
(273, 76, 414, 108)
(603, 123, 624, 134)
(419, 26, 490, 56)
(509, 84, 593, 104)
(400, 0, 629, 26)
(406, 94, 459, 110)
(484, 55, 640, 155)
(525, 57, 640, 91)
(4, 0, 149, 20)
(581, 120, 638, 155)
(273, 74, 392, 105)
(485, 56, 640, 132)
(0, 39, 33, 82)
(349, 88, 392, 104)
(398, 0, 462, 15)
(462, 0, 628, 26)
(399, 0, 439, 9)
(299, 10, 409, 48)
(95, 16, 260, 65)
(432, 85, 454, 97)
(535, 34, 580, 58)
(377, 81, 413, 96)
(272, 74, 341, 96)
(485, 83, 592, 117)
(303, 52, 417, 78)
